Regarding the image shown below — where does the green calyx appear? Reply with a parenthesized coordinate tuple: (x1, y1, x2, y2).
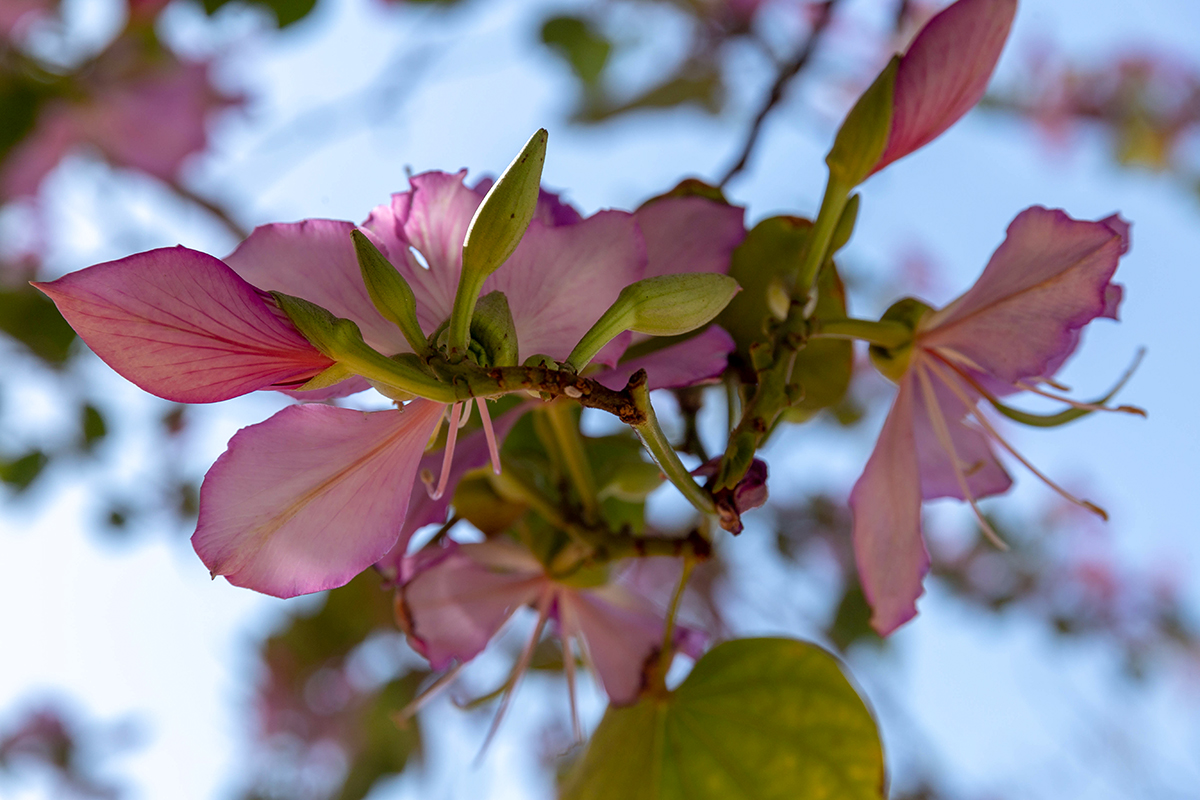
(867, 297, 932, 383)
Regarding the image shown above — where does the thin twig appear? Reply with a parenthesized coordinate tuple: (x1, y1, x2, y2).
(717, 0, 842, 188)
(167, 180, 250, 242)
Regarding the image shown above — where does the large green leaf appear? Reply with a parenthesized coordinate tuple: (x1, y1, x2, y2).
(561, 638, 884, 800)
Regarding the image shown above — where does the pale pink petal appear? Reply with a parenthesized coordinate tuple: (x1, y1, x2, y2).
(634, 196, 745, 278)
(873, 0, 1017, 174)
(0, 106, 81, 200)
(560, 584, 674, 705)
(0, 0, 51, 38)
(849, 378, 928, 635)
(910, 356, 1012, 500)
(277, 375, 372, 402)
(596, 326, 735, 391)
(224, 219, 412, 355)
(374, 404, 530, 581)
(35, 247, 332, 403)
(192, 400, 445, 598)
(399, 541, 545, 669)
(486, 211, 645, 365)
(920, 207, 1127, 384)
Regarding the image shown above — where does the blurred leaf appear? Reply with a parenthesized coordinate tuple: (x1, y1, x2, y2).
(639, 178, 727, 208)
(0, 79, 42, 163)
(561, 638, 884, 800)
(199, 0, 318, 27)
(785, 261, 853, 418)
(541, 15, 612, 86)
(829, 584, 883, 652)
(79, 404, 107, 452)
(454, 471, 527, 536)
(0, 450, 48, 492)
(269, 571, 397, 669)
(580, 64, 722, 123)
(0, 286, 77, 366)
(334, 674, 425, 800)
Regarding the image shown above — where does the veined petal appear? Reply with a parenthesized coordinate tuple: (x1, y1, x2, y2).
(399, 541, 545, 669)
(35, 247, 332, 403)
(634, 196, 745, 278)
(224, 219, 411, 356)
(849, 377, 928, 635)
(920, 207, 1128, 384)
(911, 354, 1012, 500)
(873, 0, 1017, 174)
(596, 326, 735, 391)
(486, 210, 646, 365)
(193, 399, 445, 598)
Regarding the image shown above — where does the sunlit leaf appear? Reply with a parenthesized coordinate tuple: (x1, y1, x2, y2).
(561, 637, 884, 800)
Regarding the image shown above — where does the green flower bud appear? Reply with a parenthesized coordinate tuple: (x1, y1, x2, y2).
(566, 273, 740, 371)
(469, 290, 519, 368)
(827, 56, 897, 188)
(351, 229, 427, 353)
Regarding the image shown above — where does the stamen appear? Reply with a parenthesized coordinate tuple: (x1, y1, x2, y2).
(1014, 380, 1146, 416)
(926, 358, 1109, 521)
(476, 588, 554, 762)
(394, 662, 467, 724)
(562, 637, 583, 744)
(477, 397, 502, 476)
(429, 402, 462, 500)
(458, 397, 473, 429)
(915, 363, 1009, 550)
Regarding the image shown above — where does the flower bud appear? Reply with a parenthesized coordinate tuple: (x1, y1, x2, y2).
(827, 57, 897, 188)
(867, 297, 931, 383)
(352, 229, 427, 353)
(469, 290, 520, 368)
(566, 273, 740, 371)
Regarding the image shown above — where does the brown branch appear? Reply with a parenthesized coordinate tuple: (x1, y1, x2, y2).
(717, 0, 842, 188)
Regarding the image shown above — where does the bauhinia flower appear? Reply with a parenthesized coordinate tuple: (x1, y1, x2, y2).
(395, 539, 705, 738)
(37, 169, 744, 599)
(851, 206, 1137, 635)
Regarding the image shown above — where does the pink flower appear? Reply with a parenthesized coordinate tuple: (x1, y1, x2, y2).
(39, 171, 744, 599)
(1, 46, 238, 199)
(396, 540, 704, 728)
(871, 0, 1018, 175)
(851, 206, 1131, 635)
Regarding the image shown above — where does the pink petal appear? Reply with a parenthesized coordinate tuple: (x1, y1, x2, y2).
(399, 541, 546, 669)
(0, 106, 81, 199)
(596, 326, 735, 391)
(361, 171, 480, 335)
(873, 0, 1017, 174)
(849, 378, 928, 635)
(910, 355, 1012, 500)
(224, 219, 412, 356)
(634, 196, 745, 278)
(375, 404, 530, 581)
(486, 211, 645, 365)
(920, 207, 1128, 384)
(193, 399, 445, 598)
(559, 584, 675, 705)
(34, 247, 332, 403)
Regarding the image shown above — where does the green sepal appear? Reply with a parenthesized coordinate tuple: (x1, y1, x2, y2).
(469, 290, 520, 367)
(271, 292, 457, 402)
(867, 297, 932, 383)
(826, 56, 897, 188)
(829, 192, 861, 259)
(351, 229, 427, 354)
(566, 274, 739, 371)
(295, 362, 355, 391)
(449, 129, 548, 359)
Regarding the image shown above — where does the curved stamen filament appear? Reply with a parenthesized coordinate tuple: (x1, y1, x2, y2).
(1014, 379, 1145, 416)
(915, 363, 1008, 550)
(562, 635, 582, 744)
(477, 588, 554, 761)
(925, 358, 1109, 521)
(429, 402, 463, 500)
(395, 661, 467, 724)
(476, 397, 502, 476)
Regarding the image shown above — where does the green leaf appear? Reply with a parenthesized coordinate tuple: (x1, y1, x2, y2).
(826, 57, 897, 187)
(79, 404, 107, 451)
(0, 286, 77, 365)
(334, 674, 425, 800)
(541, 15, 612, 85)
(200, 0, 318, 27)
(561, 638, 884, 800)
(786, 262, 852, 418)
(0, 450, 49, 492)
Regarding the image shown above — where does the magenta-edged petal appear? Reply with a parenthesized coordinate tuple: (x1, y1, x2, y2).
(911, 357, 1012, 500)
(35, 247, 332, 403)
(635, 196, 745, 278)
(849, 378, 928, 635)
(399, 541, 546, 669)
(920, 207, 1127, 384)
(487, 210, 646, 365)
(375, 404, 530, 582)
(559, 584, 676, 705)
(873, 0, 1017, 174)
(596, 326, 735, 391)
(193, 399, 444, 598)
(224, 219, 411, 355)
